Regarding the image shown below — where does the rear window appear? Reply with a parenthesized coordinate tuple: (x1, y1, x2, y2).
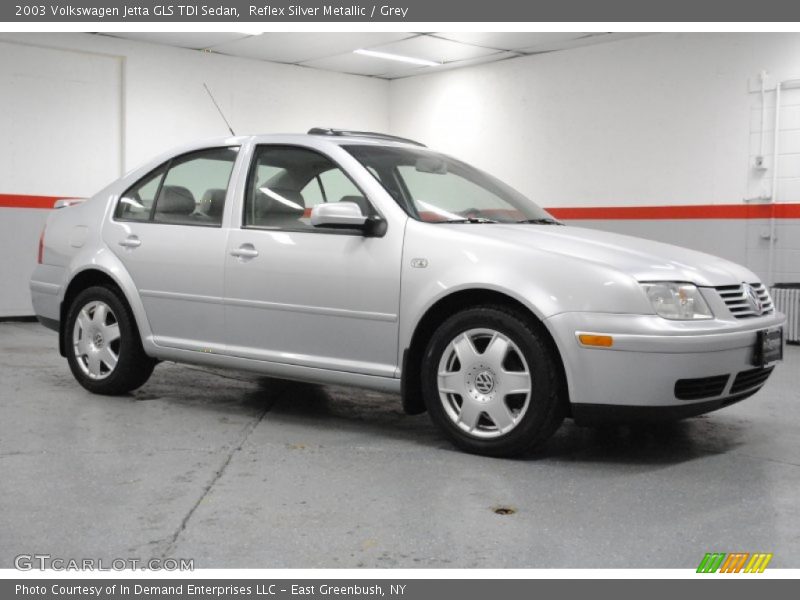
(116, 147, 238, 226)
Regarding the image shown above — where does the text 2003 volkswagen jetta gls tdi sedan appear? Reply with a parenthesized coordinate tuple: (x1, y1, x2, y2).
(30, 129, 785, 456)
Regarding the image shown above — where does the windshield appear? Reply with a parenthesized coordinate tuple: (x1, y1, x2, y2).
(343, 145, 557, 224)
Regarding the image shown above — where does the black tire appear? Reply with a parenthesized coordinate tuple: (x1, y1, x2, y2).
(63, 285, 156, 395)
(421, 305, 566, 457)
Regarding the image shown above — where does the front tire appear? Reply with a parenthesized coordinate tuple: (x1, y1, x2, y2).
(422, 305, 566, 457)
(64, 285, 155, 395)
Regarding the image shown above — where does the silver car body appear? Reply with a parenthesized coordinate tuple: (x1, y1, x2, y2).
(30, 133, 786, 419)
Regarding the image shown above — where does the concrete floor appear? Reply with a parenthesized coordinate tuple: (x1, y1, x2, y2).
(1, 320, 798, 569)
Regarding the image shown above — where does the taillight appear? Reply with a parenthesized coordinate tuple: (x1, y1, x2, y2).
(37, 227, 45, 264)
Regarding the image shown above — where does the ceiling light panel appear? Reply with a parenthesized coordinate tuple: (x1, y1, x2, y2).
(433, 32, 587, 51)
(300, 52, 403, 77)
(354, 49, 439, 67)
(209, 32, 414, 64)
(368, 35, 498, 64)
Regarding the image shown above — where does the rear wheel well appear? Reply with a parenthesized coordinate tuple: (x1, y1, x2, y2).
(401, 289, 568, 415)
(59, 270, 126, 357)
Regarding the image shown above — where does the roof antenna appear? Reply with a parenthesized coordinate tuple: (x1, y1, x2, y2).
(203, 83, 236, 136)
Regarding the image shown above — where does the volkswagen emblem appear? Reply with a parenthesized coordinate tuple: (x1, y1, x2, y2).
(474, 371, 495, 394)
(743, 283, 764, 316)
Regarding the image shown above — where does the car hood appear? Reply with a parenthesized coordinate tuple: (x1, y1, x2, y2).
(455, 224, 758, 287)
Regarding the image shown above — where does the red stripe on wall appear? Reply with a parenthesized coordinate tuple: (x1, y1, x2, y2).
(3, 193, 800, 220)
(0, 194, 63, 209)
(547, 203, 800, 220)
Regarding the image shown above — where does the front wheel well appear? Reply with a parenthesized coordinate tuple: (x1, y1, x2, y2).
(59, 270, 126, 357)
(401, 289, 568, 415)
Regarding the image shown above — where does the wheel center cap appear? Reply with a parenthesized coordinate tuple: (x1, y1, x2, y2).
(93, 332, 104, 349)
(465, 364, 499, 402)
(474, 371, 495, 394)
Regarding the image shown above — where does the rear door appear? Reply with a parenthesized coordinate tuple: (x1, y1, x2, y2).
(104, 146, 240, 351)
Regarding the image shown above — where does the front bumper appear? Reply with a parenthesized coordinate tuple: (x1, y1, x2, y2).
(545, 311, 786, 423)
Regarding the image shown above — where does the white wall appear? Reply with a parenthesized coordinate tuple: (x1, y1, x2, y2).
(0, 39, 123, 316)
(0, 32, 389, 182)
(389, 33, 800, 208)
(0, 41, 123, 197)
(389, 33, 800, 284)
(0, 33, 389, 316)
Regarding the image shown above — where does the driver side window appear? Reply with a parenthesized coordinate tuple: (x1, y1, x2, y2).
(245, 145, 373, 231)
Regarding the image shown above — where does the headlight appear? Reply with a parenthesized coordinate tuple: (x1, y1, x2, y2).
(641, 282, 713, 320)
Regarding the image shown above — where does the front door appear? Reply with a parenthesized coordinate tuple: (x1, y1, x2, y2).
(224, 145, 403, 377)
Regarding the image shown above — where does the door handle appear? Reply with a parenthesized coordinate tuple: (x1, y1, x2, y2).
(230, 244, 259, 259)
(118, 236, 141, 248)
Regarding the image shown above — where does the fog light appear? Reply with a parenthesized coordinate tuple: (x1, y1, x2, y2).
(578, 334, 614, 348)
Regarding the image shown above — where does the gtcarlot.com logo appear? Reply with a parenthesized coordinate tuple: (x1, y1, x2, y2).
(697, 552, 773, 573)
(14, 554, 194, 571)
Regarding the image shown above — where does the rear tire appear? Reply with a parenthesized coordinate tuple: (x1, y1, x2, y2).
(64, 285, 155, 395)
(421, 305, 566, 457)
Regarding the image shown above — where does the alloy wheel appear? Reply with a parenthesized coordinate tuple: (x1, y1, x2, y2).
(72, 300, 121, 380)
(437, 328, 532, 438)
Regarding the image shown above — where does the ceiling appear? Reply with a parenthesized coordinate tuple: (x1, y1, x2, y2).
(100, 32, 645, 80)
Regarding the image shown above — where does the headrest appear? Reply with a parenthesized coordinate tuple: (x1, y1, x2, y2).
(158, 185, 195, 214)
(201, 188, 226, 218)
(257, 186, 305, 215)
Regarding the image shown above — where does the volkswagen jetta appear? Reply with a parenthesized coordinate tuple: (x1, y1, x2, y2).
(30, 129, 785, 456)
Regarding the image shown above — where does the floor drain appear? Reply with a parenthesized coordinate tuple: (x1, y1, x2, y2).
(493, 506, 516, 515)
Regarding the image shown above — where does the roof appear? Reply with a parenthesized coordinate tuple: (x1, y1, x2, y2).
(307, 128, 425, 147)
(190, 129, 426, 149)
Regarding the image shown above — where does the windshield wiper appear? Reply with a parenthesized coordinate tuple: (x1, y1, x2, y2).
(442, 217, 499, 224)
(515, 218, 563, 225)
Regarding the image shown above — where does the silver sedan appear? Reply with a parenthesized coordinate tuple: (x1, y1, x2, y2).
(30, 129, 786, 456)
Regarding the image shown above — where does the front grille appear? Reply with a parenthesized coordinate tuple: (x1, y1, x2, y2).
(730, 366, 775, 394)
(714, 283, 774, 319)
(674, 374, 730, 400)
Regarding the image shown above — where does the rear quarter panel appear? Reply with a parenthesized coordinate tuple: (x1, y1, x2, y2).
(34, 189, 158, 352)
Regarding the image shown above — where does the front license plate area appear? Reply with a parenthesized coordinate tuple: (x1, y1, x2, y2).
(753, 327, 783, 367)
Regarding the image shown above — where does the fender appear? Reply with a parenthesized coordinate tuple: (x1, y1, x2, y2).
(397, 282, 579, 414)
(63, 247, 157, 355)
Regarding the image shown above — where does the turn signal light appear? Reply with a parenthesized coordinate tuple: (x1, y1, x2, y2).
(578, 334, 614, 348)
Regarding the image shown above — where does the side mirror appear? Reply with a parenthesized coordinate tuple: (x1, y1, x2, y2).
(310, 201, 368, 229)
